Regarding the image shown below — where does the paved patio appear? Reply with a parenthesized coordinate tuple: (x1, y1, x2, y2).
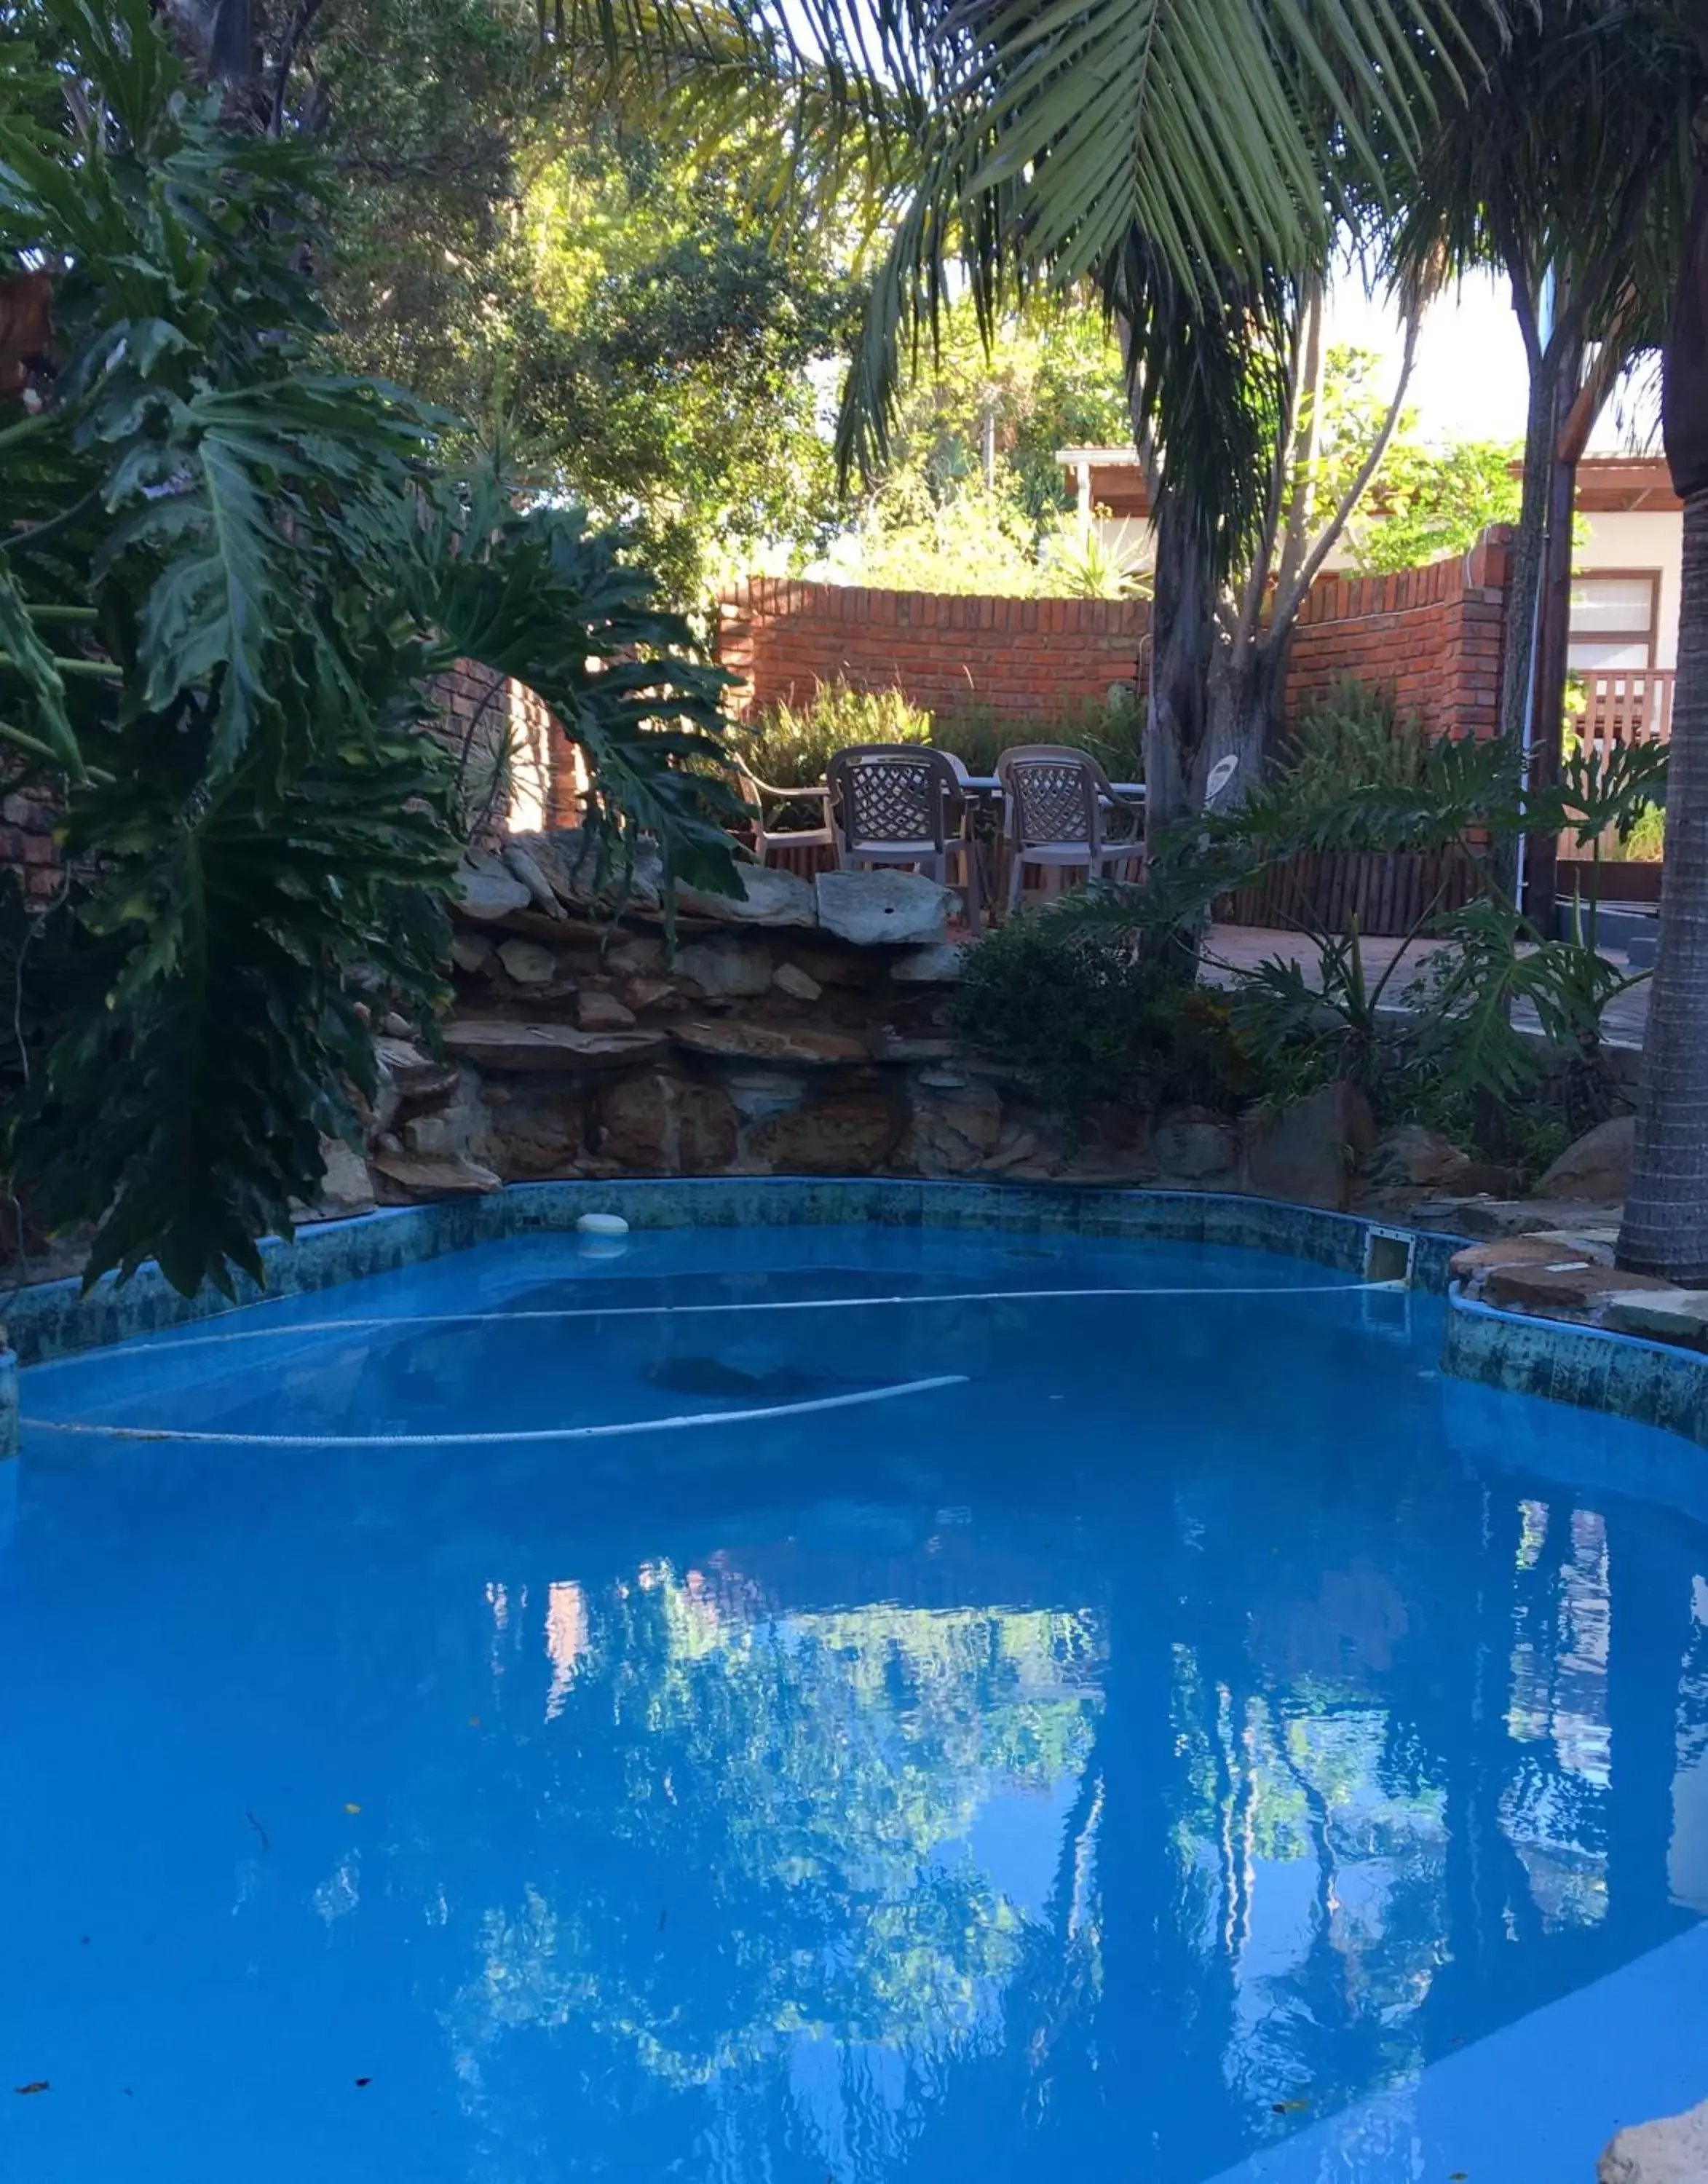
(1201, 925, 1652, 1051)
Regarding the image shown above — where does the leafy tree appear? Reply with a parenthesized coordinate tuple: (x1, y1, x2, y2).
(828, 302, 1132, 595)
(1343, 435, 1523, 574)
(296, 0, 547, 419)
(93, 0, 869, 604)
(499, 133, 861, 598)
(0, 0, 743, 1295)
(796, 0, 1466, 840)
(1183, 280, 1425, 815)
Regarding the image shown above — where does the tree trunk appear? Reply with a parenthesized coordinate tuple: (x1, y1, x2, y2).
(1143, 491, 1214, 852)
(1499, 356, 1558, 752)
(1618, 159, 1708, 1280)
(1520, 352, 1584, 930)
(1201, 624, 1292, 810)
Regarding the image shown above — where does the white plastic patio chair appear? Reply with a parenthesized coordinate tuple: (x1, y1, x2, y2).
(996, 743, 1145, 912)
(826, 744, 982, 925)
(735, 762, 836, 871)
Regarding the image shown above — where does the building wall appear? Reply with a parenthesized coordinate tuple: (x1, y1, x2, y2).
(716, 579, 1149, 722)
(431, 666, 579, 836)
(1574, 509, 1683, 670)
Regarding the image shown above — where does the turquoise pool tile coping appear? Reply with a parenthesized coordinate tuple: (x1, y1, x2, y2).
(1, 1179, 1455, 1375)
(10, 1176, 1699, 1455)
(1444, 1285, 1708, 1449)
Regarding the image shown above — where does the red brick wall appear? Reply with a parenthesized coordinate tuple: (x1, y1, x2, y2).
(0, 783, 61, 903)
(0, 543, 1517, 903)
(719, 534, 1514, 739)
(0, 666, 558, 904)
(1285, 531, 1511, 737)
(717, 579, 1150, 722)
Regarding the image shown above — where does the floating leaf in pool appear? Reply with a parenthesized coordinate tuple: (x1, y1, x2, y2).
(355, 2078, 372, 2089)
(344, 1803, 362, 1815)
(14, 2082, 48, 2096)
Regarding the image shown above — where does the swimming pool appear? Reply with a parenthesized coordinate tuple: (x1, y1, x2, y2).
(5, 1216, 1707, 2182)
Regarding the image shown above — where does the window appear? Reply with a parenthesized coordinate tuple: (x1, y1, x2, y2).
(1568, 573, 1658, 672)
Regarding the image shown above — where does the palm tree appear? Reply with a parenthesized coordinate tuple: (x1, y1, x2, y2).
(1618, 142, 1708, 1281)
(612, 0, 1483, 842)
(1386, 0, 1699, 925)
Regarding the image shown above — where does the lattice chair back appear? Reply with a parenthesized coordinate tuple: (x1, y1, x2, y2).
(827, 745, 962, 854)
(996, 745, 1105, 852)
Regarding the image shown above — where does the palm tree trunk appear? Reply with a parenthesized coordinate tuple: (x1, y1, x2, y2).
(1518, 352, 1584, 931)
(1143, 491, 1214, 851)
(1201, 625, 1292, 806)
(1618, 160, 1708, 1280)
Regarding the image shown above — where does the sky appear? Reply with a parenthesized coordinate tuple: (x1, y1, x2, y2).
(1326, 266, 1663, 454)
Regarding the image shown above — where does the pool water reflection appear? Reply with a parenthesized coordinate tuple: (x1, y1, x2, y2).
(4, 1225, 1707, 2182)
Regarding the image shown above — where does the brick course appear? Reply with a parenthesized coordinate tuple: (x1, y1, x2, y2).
(719, 532, 1515, 740)
(1287, 532, 1512, 738)
(716, 579, 1148, 721)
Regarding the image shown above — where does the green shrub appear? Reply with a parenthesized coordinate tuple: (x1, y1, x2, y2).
(1603, 800, 1666, 862)
(738, 679, 1144, 786)
(949, 907, 1250, 1117)
(735, 678, 933, 787)
(1282, 680, 1434, 799)
(933, 695, 1144, 780)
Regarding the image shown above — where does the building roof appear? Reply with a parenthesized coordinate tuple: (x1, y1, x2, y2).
(1571, 455, 1680, 513)
(1055, 446, 1680, 521)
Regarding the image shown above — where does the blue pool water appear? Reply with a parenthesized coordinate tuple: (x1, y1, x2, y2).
(6, 1223, 1708, 2183)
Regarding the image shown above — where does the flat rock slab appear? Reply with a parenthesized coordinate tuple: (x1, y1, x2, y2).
(520, 829, 664, 911)
(1602, 2100, 1708, 2184)
(373, 1035, 459, 1101)
(890, 943, 966, 984)
(676, 939, 775, 999)
(1412, 1195, 1623, 1241)
(772, 962, 823, 1002)
(671, 1019, 870, 1067)
(444, 1019, 669, 1072)
(1482, 1262, 1672, 1314)
(312, 1139, 377, 1218)
(1450, 1235, 1615, 1280)
(1244, 1080, 1375, 1213)
(873, 1030, 957, 1063)
(1600, 1290, 1708, 1345)
(495, 938, 558, 986)
(456, 863, 531, 922)
(371, 1151, 502, 1199)
(577, 990, 637, 1031)
(502, 841, 568, 918)
(677, 866, 818, 927)
(451, 933, 495, 974)
(815, 870, 955, 946)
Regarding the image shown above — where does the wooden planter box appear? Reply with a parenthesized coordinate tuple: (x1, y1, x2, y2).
(1557, 858, 1662, 906)
(1221, 847, 1482, 937)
